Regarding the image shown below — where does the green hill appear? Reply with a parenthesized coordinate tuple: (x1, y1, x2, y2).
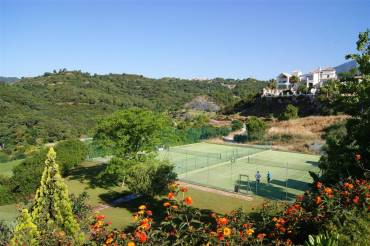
(0, 70, 267, 154)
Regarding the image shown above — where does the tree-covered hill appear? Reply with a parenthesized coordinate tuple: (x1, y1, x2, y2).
(0, 70, 267, 154)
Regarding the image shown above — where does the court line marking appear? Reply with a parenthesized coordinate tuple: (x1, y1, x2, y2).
(178, 149, 271, 178)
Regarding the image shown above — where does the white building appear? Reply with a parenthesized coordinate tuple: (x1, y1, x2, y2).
(277, 72, 292, 89)
(276, 67, 337, 91)
(276, 70, 302, 90)
(300, 67, 337, 88)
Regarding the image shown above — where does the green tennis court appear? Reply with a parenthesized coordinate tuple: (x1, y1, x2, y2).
(160, 142, 320, 200)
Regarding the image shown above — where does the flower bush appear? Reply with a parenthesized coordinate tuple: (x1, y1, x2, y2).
(88, 178, 370, 245)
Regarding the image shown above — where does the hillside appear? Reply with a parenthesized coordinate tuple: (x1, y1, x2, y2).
(230, 95, 331, 117)
(0, 70, 267, 153)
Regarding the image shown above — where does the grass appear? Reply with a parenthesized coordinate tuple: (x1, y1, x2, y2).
(65, 160, 266, 228)
(0, 204, 19, 221)
(0, 159, 23, 176)
(0, 159, 266, 229)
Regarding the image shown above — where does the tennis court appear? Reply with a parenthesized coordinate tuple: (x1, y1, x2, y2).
(160, 142, 320, 200)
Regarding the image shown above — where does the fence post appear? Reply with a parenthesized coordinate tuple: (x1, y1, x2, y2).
(285, 162, 288, 200)
(207, 155, 210, 185)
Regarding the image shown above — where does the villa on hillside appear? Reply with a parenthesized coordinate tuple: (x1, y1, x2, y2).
(264, 67, 337, 97)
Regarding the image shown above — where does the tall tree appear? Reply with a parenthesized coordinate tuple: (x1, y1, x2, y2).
(94, 108, 169, 159)
(10, 209, 39, 246)
(31, 148, 84, 244)
(320, 29, 370, 182)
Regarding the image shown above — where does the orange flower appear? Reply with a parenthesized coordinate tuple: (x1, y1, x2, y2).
(316, 182, 323, 189)
(184, 196, 193, 205)
(246, 228, 254, 236)
(257, 233, 266, 240)
(272, 217, 278, 222)
(135, 231, 147, 243)
(163, 202, 171, 207)
(353, 196, 360, 204)
(279, 226, 286, 233)
(217, 217, 228, 226)
(223, 227, 231, 236)
(95, 214, 105, 220)
(105, 237, 114, 244)
(167, 192, 175, 199)
(344, 182, 354, 189)
(324, 187, 333, 195)
(127, 242, 136, 246)
(180, 186, 188, 192)
(171, 205, 178, 209)
(342, 191, 349, 197)
(138, 205, 146, 210)
(315, 196, 322, 205)
(139, 222, 151, 231)
(146, 210, 153, 216)
(285, 239, 293, 245)
(277, 218, 285, 224)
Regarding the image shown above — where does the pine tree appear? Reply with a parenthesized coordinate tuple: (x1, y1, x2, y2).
(10, 209, 39, 246)
(31, 147, 84, 244)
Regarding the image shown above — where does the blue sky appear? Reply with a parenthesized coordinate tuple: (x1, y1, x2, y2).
(0, 0, 369, 80)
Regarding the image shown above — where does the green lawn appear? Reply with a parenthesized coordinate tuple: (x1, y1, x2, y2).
(64, 160, 265, 228)
(0, 159, 23, 176)
(0, 157, 265, 229)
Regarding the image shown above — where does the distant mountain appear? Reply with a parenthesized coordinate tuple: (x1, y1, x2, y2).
(0, 76, 19, 83)
(335, 60, 357, 74)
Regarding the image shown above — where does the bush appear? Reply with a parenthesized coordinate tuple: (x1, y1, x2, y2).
(55, 139, 87, 175)
(124, 161, 177, 197)
(231, 120, 243, 131)
(0, 152, 10, 162)
(280, 104, 299, 121)
(8, 141, 86, 199)
(0, 220, 15, 245)
(10, 150, 47, 198)
(0, 184, 15, 205)
(245, 117, 267, 140)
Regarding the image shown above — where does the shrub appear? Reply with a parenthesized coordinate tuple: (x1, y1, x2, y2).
(0, 220, 15, 246)
(245, 116, 267, 140)
(124, 161, 177, 197)
(231, 119, 243, 131)
(0, 184, 15, 205)
(0, 152, 10, 162)
(10, 150, 47, 198)
(280, 104, 299, 121)
(55, 139, 87, 175)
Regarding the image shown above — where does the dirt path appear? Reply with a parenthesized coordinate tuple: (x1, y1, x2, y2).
(177, 181, 254, 201)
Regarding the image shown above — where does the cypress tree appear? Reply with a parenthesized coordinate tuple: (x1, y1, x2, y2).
(10, 209, 39, 246)
(31, 147, 84, 244)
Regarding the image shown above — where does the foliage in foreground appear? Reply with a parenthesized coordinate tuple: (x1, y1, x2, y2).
(88, 178, 370, 245)
(320, 29, 370, 183)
